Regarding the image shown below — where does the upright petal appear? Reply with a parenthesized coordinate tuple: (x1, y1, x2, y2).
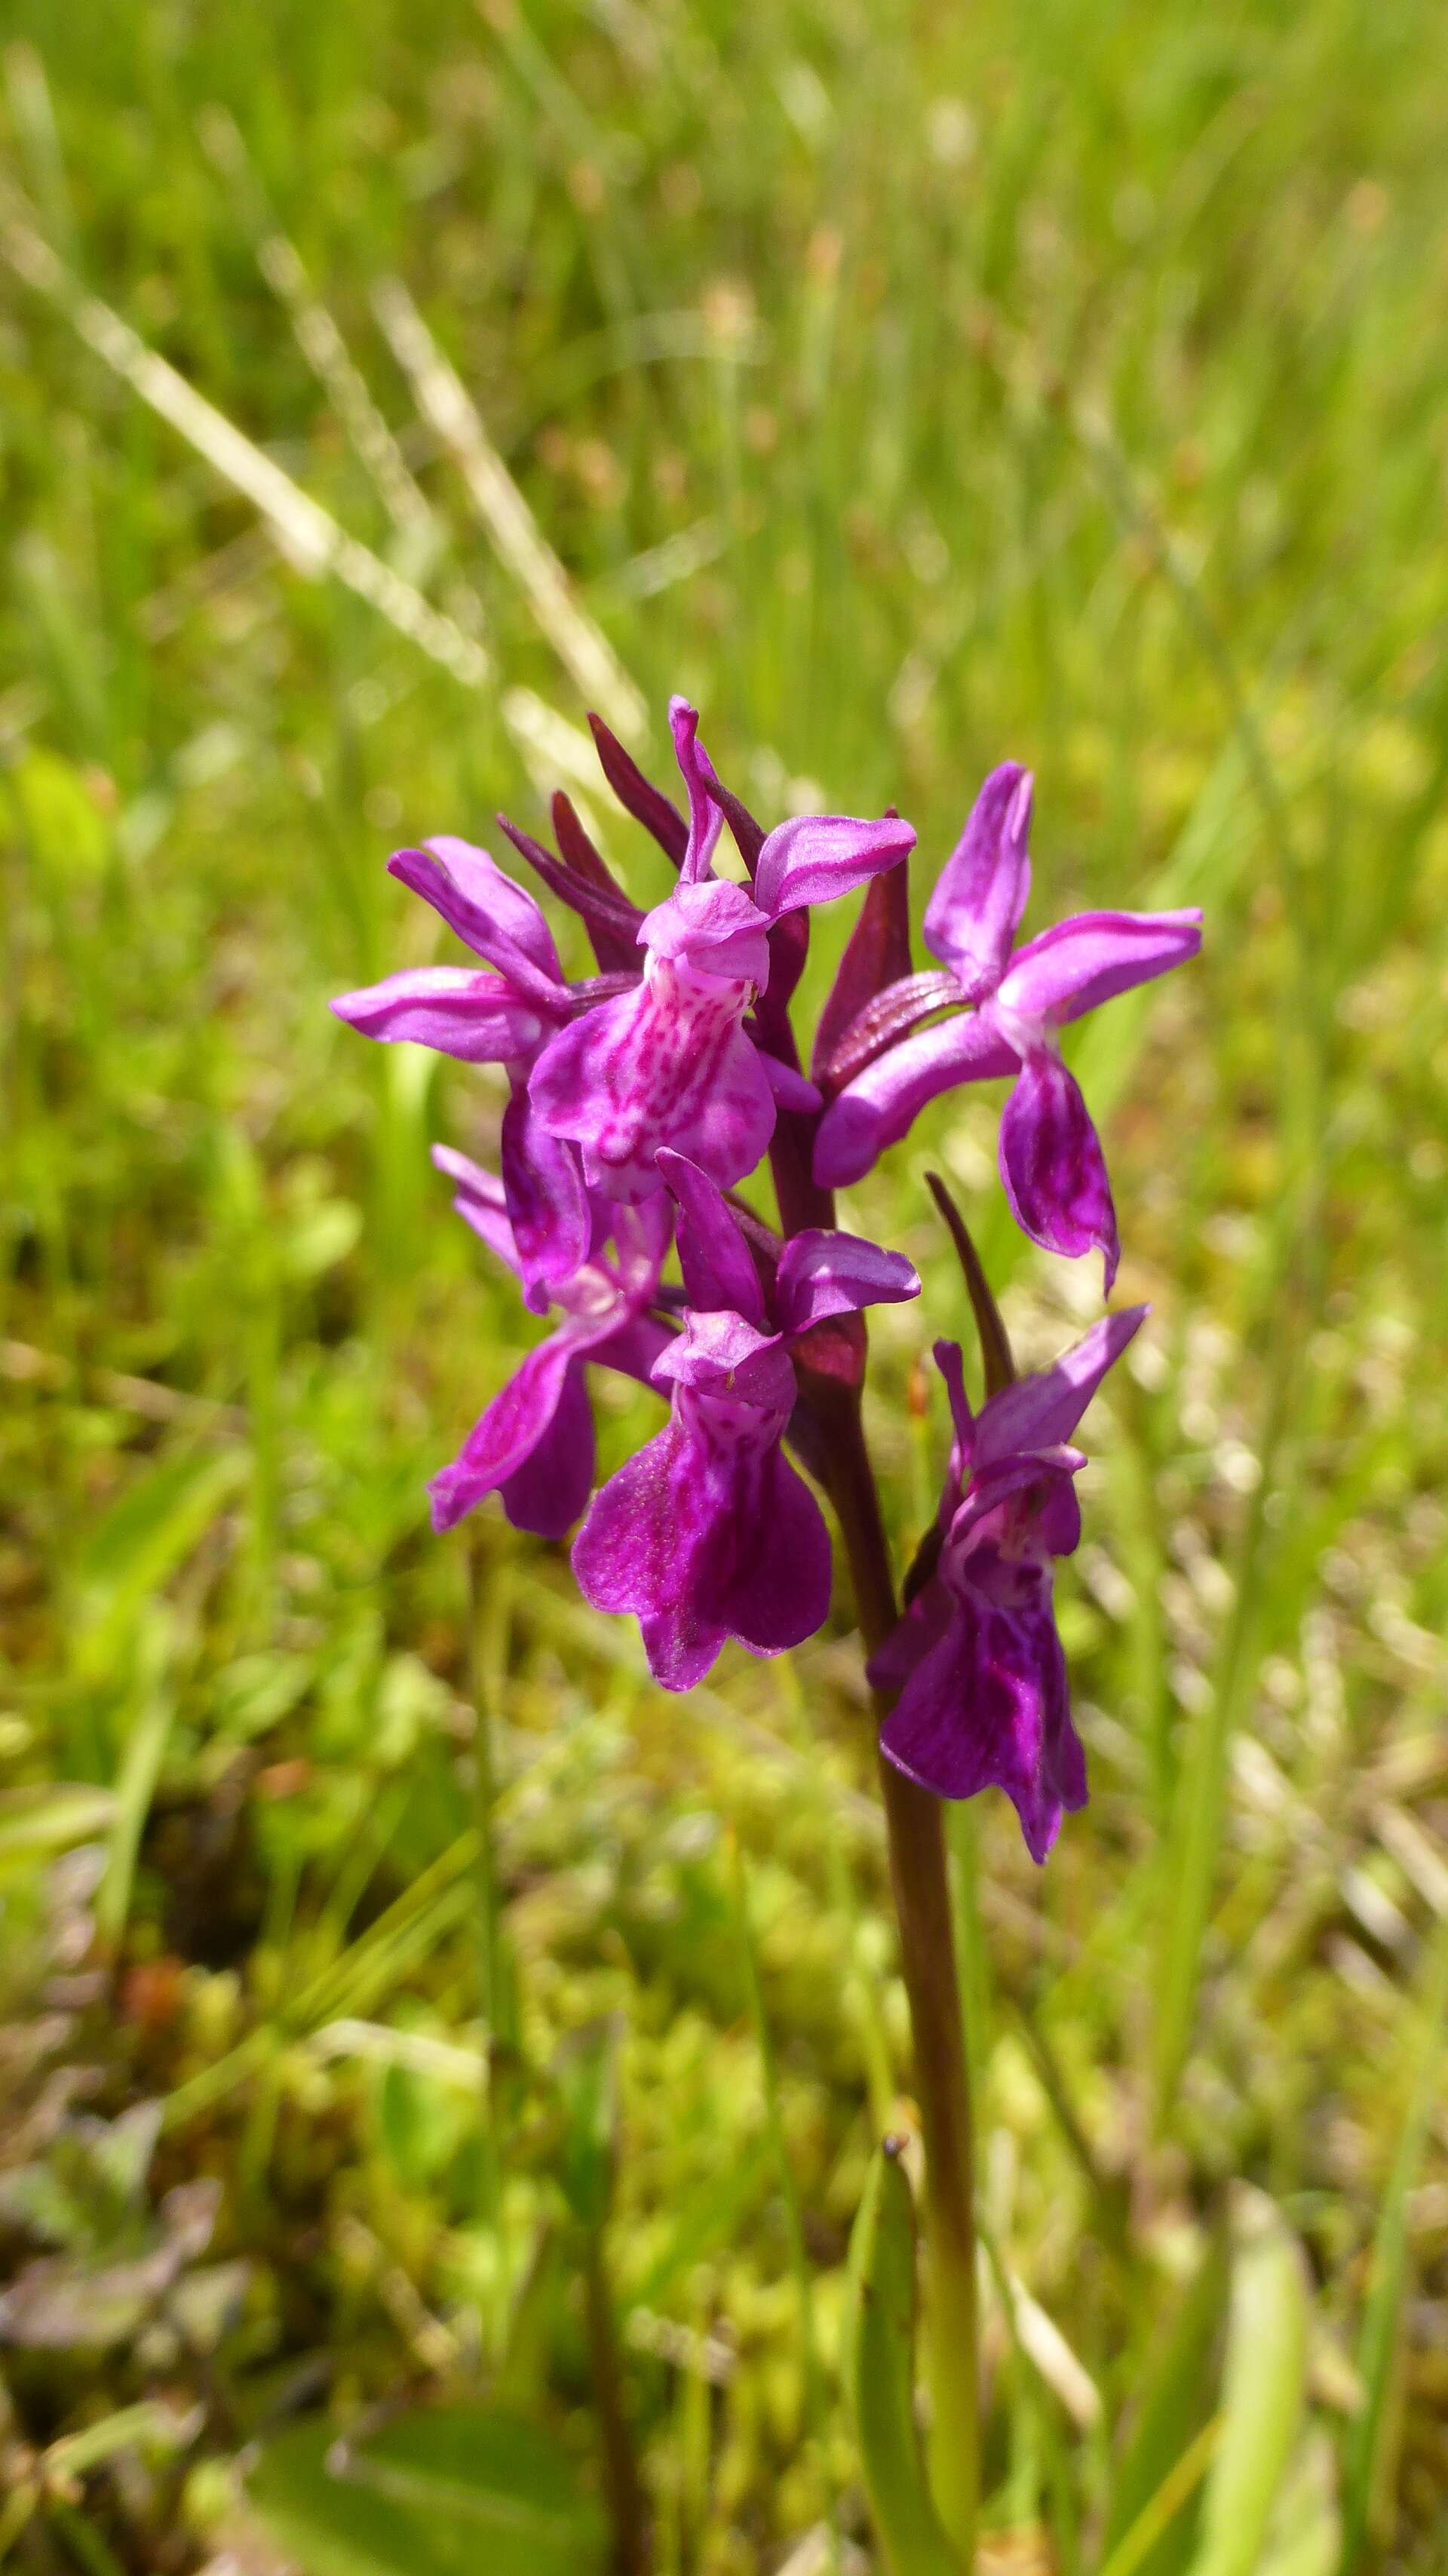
(587, 712, 689, 865)
(331, 968, 547, 1065)
(774, 1230, 920, 1335)
(753, 813, 916, 922)
(812, 1008, 1020, 1187)
(428, 1334, 587, 1536)
(997, 1047, 1120, 1290)
(655, 1149, 767, 1323)
(997, 908, 1202, 1028)
(669, 697, 725, 883)
(500, 1088, 591, 1314)
(973, 1306, 1147, 1468)
(388, 839, 563, 1000)
(922, 764, 1033, 1002)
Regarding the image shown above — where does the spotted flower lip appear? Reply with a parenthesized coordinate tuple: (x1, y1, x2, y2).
(571, 1151, 919, 1688)
(426, 1145, 671, 1543)
(873, 1307, 1146, 1861)
(529, 697, 916, 1203)
(813, 762, 1202, 1289)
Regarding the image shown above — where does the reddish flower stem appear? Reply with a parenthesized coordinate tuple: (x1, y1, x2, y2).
(813, 1374, 980, 2565)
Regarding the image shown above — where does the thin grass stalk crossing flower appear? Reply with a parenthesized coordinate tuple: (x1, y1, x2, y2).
(334, 695, 1201, 2571)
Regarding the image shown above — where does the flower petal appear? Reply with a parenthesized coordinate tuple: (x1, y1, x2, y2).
(972, 1306, 1147, 1467)
(532, 974, 777, 1201)
(332, 967, 546, 1064)
(652, 1311, 790, 1404)
(655, 1148, 767, 1323)
(774, 1230, 920, 1335)
(811, 1008, 1020, 1186)
(498, 1360, 595, 1539)
(811, 860, 914, 1082)
(754, 1048, 823, 1113)
(670, 697, 725, 883)
(587, 712, 689, 864)
(878, 1590, 1084, 1863)
(997, 907, 1202, 1027)
(431, 1142, 520, 1274)
(922, 763, 1032, 1001)
(388, 839, 563, 1000)
(753, 812, 916, 922)
(572, 1400, 831, 1690)
(997, 1047, 1121, 1290)
(639, 879, 772, 983)
(428, 1335, 587, 1536)
(500, 1088, 591, 1314)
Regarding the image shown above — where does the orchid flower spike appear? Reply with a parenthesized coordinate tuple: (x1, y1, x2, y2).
(572, 1151, 919, 1686)
(873, 1308, 1146, 1861)
(814, 765, 1201, 1288)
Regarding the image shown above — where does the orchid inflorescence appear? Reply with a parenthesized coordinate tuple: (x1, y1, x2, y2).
(334, 700, 1200, 1861)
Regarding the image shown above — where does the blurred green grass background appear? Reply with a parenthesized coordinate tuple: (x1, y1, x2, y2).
(1, 0, 1446, 2567)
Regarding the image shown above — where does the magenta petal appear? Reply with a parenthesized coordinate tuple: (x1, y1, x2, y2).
(431, 1143, 520, 1274)
(589, 1314, 673, 1386)
(653, 1312, 791, 1405)
(669, 697, 725, 883)
(755, 1050, 823, 1113)
(499, 1359, 595, 1539)
(428, 1333, 584, 1535)
(388, 840, 562, 1001)
(879, 1593, 1084, 1863)
(811, 863, 914, 1082)
(655, 1149, 767, 1323)
(572, 1395, 830, 1691)
(922, 764, 1033, 1001)
(754, 813, 916, 922)
(812, 1009, 1020, 1186)
(500, 1090, 591, 1314)
(998, 1047, 1121, 1290)
(718, 1444, 833, 1654)
(973, 1306, 1147, 1468)
(774, 1230, 920, 1335)
(640, 879, 772, 983)
(331, 968, 547, 1064)
(532, 971, 776, 1201)
(997, 907, 1202, 1027)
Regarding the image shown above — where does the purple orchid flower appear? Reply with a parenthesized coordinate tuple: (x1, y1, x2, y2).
(529, 700, 916, 1204)
(572, 1149, 919, 1688)
(873, 1305, 1146, 1861)
(330, 836, 635, 1310)
(426, 1145, 673, 1542)
(813, 765, 1201, 1288)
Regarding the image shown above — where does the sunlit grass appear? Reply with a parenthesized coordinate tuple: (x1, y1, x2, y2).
(1, 0, 1446, 2566)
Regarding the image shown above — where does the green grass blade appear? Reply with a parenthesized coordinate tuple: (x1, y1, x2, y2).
(1339, 1914, 1448, 2573)
(1185, 2194, 1310, 2576)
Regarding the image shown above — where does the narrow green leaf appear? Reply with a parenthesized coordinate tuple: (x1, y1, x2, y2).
(1257, 2430, 1339, 2576)
(845, 2141, 958, 2576)
(247, 2406, 608, 2576)
(1186, 2194, 1310, 2576)
(1101, 2235, 1229, 2575)
(1339, 1913, 1448, 2572)
(71, 1446, 247, 1661)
